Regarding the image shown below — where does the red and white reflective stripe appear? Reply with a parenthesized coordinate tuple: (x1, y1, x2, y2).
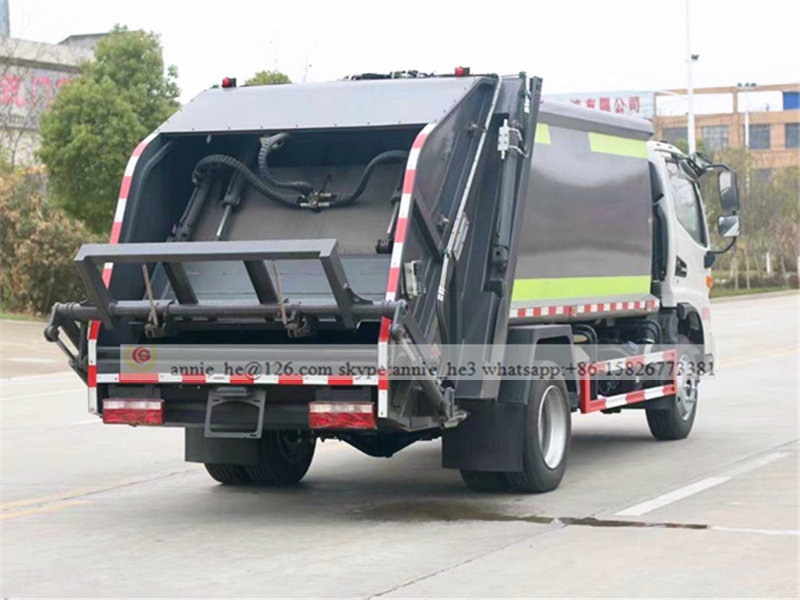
(88, 131, 158, 414)
(512, 299, 659, 319)
(108, 132, 158, 248)
(592, 384, 676, 412)
(377, 123, 435, 418)
(515, 305, 574, 318)
(385, 124, 434, 303)
(96, 373, 378, 386)
(309, 401, 376, 430)
(87, 320, 100, 413)
(579, 348, 677, 413)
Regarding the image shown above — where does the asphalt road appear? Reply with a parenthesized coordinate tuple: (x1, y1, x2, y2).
(1, 293, 798, 598)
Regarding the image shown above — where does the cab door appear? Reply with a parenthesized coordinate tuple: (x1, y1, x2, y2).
(663, 157, 712, 318)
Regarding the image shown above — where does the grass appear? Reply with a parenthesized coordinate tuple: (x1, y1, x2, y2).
(710, 286, 794, 298)
(0, 311, 46, 322)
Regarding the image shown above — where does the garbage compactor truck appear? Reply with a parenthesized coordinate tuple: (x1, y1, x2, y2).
(45, 72, 741, 492)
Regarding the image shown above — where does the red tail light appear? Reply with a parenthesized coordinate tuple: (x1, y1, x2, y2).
(221, 77, 237, 88)
(103, 399, 163, 425)
(309, 401, 376, 430)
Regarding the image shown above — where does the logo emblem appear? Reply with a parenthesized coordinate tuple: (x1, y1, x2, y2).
(124, 345, 157, 371)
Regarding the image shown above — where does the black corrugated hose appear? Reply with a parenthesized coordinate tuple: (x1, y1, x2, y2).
(332, 150, 409, 206)
(258, 133, 315, 195)
(193, 135, 409, 209)
(193, 154, 301, 207)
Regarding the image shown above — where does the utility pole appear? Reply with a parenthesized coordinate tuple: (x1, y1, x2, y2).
(685, 0, 698, 154)
(738, 82, 757, 148)
(0, 0, 10, 39)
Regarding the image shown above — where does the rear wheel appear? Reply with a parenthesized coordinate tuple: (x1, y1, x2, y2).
(245, 430, 316, 485)
(507, 362, 571, 493)
(204, 463, 251, 485)
(646, 335, 699, 440)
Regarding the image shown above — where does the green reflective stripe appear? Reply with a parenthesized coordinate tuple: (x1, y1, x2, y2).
(588, 132, 648, 159)
(511, 275, 651, 301)
(535, 123, 551, 145)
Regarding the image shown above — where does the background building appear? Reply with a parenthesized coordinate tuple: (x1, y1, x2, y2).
(546, 90, 656, 119)
(0, 0, 103, 166)
(652, 83, 799, 174)
(548, 83, 800, 177)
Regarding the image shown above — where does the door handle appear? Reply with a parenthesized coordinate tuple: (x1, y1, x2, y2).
(675, 257, 688, 278)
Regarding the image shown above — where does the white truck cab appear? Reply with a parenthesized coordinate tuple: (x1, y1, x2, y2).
(648, 140, 742, 364)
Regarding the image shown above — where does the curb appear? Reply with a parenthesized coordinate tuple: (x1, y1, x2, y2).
(711, 289, 799, 304)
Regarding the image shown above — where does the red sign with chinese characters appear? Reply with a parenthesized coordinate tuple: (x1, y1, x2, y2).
(547, 91, 654, 118)
(1, 67, 74, 128)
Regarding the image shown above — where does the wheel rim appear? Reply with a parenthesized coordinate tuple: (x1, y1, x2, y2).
(537, 385, 568, 469)
(675, 353, 699, 421)
(275, 430, 313, 465)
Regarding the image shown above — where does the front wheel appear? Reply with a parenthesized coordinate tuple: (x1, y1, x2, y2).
(244, 430, 316, 485)
(507, 362, 571, 493)
(646, 335, 699, 440)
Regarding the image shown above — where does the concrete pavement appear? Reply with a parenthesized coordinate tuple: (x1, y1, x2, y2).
(1, 293, 798, 597)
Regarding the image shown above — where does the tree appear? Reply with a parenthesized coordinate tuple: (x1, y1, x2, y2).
(245, 70, 291, 86)
(38, 25, 179, 233)
(707, 145, 799, 282)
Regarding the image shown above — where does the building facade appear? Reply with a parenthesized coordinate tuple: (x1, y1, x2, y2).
(548, 83, 800, 175)
(0, 34, 98, 166)
(652, 83, 800, 172)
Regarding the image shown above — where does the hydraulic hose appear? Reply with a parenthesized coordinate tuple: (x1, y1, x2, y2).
(193, 147, 411, 210)
(193, 154, 300, 207)
(333, 150, 409, 206)
(258, 133, 314, 195)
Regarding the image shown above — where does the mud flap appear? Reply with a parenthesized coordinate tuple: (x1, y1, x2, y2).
(442, 400, 524, 472)
(185, 428, 259, 465)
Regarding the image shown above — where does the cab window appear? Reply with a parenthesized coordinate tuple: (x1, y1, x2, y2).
(666, 160, 706, 246)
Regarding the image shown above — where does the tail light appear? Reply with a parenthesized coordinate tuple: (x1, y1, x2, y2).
(103, 399, 163, 425)
(309, 401, 376, 430)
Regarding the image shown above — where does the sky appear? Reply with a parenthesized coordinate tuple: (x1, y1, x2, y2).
(9, 0, 799, 104)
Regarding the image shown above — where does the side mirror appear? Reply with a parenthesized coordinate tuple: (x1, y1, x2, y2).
(717, 215, 740, 238)
(718, 171, 740, 213)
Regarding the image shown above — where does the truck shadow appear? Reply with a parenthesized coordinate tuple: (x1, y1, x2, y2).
(153, 428, 674, 527)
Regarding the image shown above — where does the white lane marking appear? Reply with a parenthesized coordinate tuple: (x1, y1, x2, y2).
(616, 477, 732, 517)
(725, 452, 790, 477)
(615, 451, 793, 517)
(711, 526, 800, 537)
(72, 419, 102, 425)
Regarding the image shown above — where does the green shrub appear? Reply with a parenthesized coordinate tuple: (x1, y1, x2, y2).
(0, 168, 97, 315)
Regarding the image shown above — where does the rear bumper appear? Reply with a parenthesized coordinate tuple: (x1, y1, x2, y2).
(100, 382, 377, 432)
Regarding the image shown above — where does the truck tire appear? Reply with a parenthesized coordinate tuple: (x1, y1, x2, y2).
(507, 362, 571, 493)
(244, 430, 316, 485)
(204, 463, 251, 485)
(460, 470, 510, 492)
(646, 334, 699, 440)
